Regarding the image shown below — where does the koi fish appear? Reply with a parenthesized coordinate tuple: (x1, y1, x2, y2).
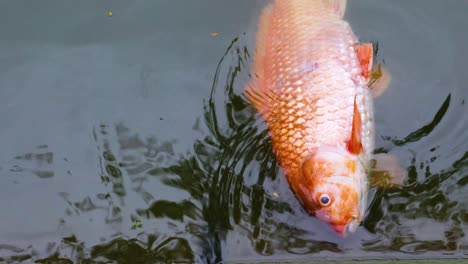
(246, 0, 393, 235)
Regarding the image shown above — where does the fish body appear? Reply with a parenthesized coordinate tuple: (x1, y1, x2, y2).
(246, 0, 375, 235)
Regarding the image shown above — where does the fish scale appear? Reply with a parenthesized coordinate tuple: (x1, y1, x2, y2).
(249, 0, 372, 171)
(246, 0, 375, 235)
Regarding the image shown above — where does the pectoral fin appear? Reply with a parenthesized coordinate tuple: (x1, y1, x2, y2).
(370, 153, 407, 188)
(369, 64, 392, 98)
(346, 96, 363, 155)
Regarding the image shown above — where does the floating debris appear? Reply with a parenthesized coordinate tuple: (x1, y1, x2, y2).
(131, 219, 142, 229)
(107, 11, 113, 17)
(210, 32, 218, 37)
(273, 192, 279, 198)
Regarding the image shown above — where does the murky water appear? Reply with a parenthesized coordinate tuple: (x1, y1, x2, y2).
(0, 0, 467, 263)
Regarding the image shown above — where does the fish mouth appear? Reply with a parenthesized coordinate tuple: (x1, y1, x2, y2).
(332, 219, 360, 236)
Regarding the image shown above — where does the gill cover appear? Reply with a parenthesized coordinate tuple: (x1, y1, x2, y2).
(299, 147, 362, 235)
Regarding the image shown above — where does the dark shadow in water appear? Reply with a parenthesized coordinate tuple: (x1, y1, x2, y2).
(8, 145, 55, 179)
(363, 149, 467, 252)
(393, 94, 451, 146)
(382, 94, 451, 148)
(1, 37, 467, 263)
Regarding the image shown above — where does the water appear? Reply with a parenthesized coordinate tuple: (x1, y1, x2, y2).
(0, 0, 467, 263)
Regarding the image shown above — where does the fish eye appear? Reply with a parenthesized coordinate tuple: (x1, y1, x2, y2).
(318, 193, 332, 207)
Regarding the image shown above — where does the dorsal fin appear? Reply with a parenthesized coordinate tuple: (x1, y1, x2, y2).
(251, 3, 273, 82)
(245, 3, 275, 117)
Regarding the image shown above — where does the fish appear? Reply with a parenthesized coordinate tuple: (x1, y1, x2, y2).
(245, 0, 392, 236)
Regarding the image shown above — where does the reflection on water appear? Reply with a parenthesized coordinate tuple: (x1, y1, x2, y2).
(383, 94, 451, 147)
(1, 34, 467, 263)
(10, 145, 55, 179)
(1, 3, 468, 263)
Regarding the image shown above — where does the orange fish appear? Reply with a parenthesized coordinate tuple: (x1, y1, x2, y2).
(246, 0, 391, 235)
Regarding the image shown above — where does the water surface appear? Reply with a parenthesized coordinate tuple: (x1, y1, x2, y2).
(0, 0, 467, 263)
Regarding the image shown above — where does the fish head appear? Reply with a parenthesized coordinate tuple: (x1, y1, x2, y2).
(299, 146, 367, 236)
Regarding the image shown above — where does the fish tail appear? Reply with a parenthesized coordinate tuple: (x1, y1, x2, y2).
(246, 0, 348, 114)
(324, 0, 347, 18)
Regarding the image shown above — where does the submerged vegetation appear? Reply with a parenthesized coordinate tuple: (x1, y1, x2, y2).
(1, 36, 467, 263)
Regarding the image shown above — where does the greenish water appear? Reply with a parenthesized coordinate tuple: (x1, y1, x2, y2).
(0, 0, 467, 263)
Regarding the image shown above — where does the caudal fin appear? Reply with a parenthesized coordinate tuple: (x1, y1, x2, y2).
(325, 0, 347, 18)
